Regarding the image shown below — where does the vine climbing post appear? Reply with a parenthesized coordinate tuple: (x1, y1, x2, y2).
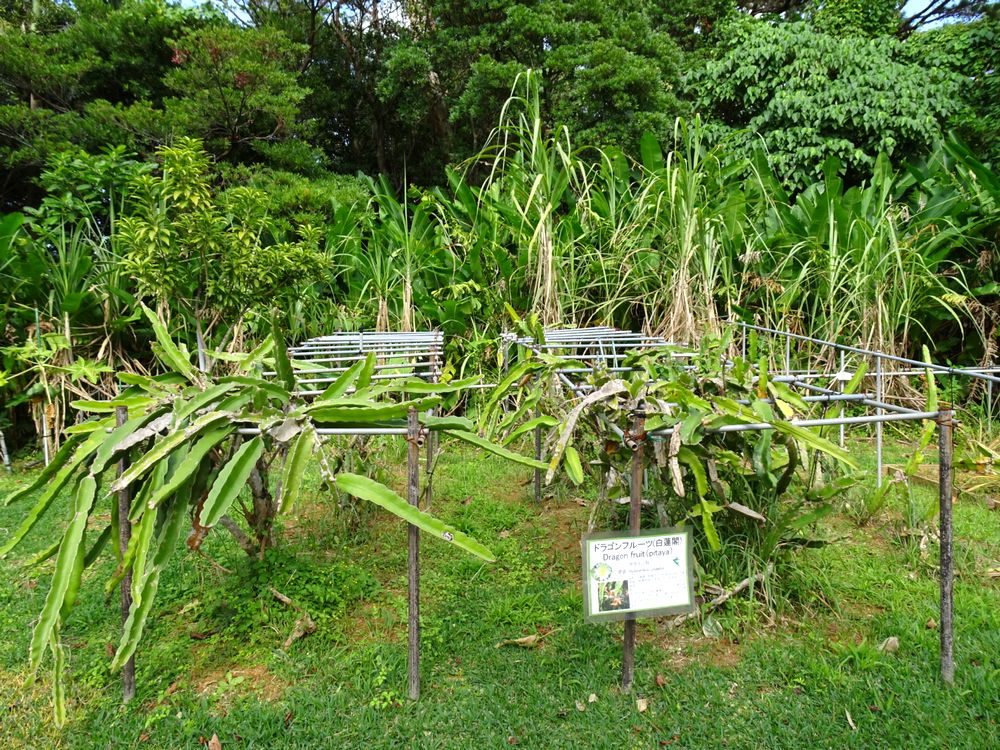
(115, 405, 136, 703)
(621, 401, 646, 691)
(407, 407, 421, 700)
(938, 406, 954, 685)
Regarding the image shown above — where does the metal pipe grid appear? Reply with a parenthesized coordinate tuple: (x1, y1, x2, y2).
(285, 330, 444, 385)
(513, 323, 959, 685)
(515, 325, 950, 449)
(272, 331, 445, 433)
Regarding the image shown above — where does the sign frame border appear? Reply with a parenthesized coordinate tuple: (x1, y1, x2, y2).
(581, 526, 696, 624)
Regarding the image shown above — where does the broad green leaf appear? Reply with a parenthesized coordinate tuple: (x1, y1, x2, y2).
(679, 411, 704, 444)
(112, 495, 188, 672)
(563, 445, 584, 485)
(355, 352, 377, 392)
(699, 500, 721, 552)
(421, 414, 475, 431)
(140, 302, 199, 382)
(70, 396, 155, 413)
(279, 426, 315, 514)
(89, 409, 167, 476)
(501, 415, 558, 446)
(678, 447, 709, 498)
(141, 425, 232, 518)
(309, 396, 441, 424)
(219, 375, 289, 404)
(335, 473, 494, 561)
(394, 376, 481, 394)
(174, 381, 238, 422)
(51, 631, 66, 727)
(445, 429, 548, 470)
(29, 475, 97, 671)
(110, 410, 231, 494)
(922, 346, 938, 413)
(64, 417, 115, 435)
(199, 437, 265, 528)
(315, 358, 366, 400)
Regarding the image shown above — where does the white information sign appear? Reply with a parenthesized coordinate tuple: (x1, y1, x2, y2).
(582, 527, 695, 623)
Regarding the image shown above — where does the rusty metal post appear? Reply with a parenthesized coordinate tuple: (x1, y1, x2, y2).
(407, 408, 421, 700)
(425, 371, 437, 510)
(938, 406, 955, 685)
(534, 405, 542, 503)
(116, 405, 136, 702)
(621, 403, 645, 691)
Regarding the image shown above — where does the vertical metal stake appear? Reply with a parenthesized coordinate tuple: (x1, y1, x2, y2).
(116, 406, 136, 703)
(875, 355, 883, 488)
(425, 372, 437, 510)
(621, 405, 645, 691)
(938, 407, 955, 685)
(987, 364, 994, 431)
(534, 405, 542, 503)
(839, 351, 846, 449)
(784, 334, 791, 374)
(407, 408, 421, 700)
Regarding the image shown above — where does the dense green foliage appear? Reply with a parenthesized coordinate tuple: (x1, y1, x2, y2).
(1, 1, 999, 736)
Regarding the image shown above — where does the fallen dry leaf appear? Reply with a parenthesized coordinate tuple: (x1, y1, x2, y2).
(845, 710, 857, 731)
(655, 673, 667, 688)
(588, 693, 598, 703)
(636, 698, 649, 713)
(926, 618, 938, 630)
(208, 735, 222, 750)
(575, 700, 586, 712)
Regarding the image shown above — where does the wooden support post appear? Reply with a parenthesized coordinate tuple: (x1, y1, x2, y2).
(407, 408, 421, 700)
(116, 406, 136, 703)
(621, 403, 645, 691)
(938, 406, 954, 685)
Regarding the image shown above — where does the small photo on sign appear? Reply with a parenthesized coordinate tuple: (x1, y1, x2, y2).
(582, 527, 696, 623)
(598, 581, 630, 612)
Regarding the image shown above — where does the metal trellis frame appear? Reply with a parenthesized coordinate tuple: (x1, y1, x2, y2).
(265, 330, 445, 700)
(508, 324, 970, 689)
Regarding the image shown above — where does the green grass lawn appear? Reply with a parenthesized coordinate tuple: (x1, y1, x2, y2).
(1, 434, 998, 749)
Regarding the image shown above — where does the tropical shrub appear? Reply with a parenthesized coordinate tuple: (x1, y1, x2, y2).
(0, 306, 553, 723)
(492, 332, 858, 583)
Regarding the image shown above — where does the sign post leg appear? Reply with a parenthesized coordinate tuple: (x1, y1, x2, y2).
(621, 405, 645, 691)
